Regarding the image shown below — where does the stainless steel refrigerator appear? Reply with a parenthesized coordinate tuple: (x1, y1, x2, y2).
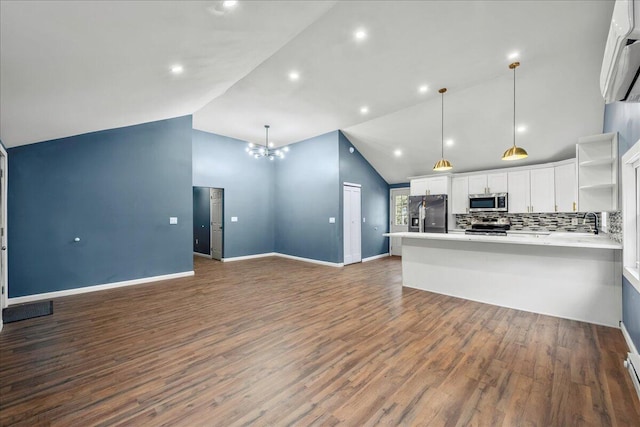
(424, 194, 448, 233)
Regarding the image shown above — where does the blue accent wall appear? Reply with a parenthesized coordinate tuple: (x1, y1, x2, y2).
(8, 116, 193, 298)
(192, 130, 274, 258)
(603, 101, 640, 351)
(338, 132, 390, 260)
(274, 131, 341, 263)
(193, 187, 210, 255)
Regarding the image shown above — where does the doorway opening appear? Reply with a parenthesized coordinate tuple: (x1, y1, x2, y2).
(193, 187, 224, 261)
(389, 187, 409, 256)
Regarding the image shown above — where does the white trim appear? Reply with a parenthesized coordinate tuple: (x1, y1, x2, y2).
(275, 253, 344, 267)
(0, 143, 7, 311)
(193, 252, 212, 259)
(624, 267, 640, 293)
(7, 271, 195, 305)
(362, 253, 389, 262)
(222, 252, 277, 262)
(622, 321, 639, 355)
(343, 182, 361, 188)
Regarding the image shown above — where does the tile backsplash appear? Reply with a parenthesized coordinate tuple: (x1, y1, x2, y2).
(455, 212, 618, 235)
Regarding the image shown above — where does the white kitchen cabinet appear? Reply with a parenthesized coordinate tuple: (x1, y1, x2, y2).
(410, 176, 449, 196)
(467, 175, 487, 195)
(467, 173, 507, 195)
(507, 170, 531, 213)
(451, 176, 469, 214)
(487, 173, 508, 193)
(529, 168, 555, 213)
(577, 133, 618, 212)
(554, 162, 577, 212)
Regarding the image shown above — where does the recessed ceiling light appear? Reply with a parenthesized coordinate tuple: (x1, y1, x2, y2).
(517, 125, 527, 133)
(170, 65, 183, 74)
(394, 149, 402, 157)
(354, 29, 367, 41)
(446, 139, 454, 147)
(418, 85, 428, 94)
(360, 106, 369, 114)
(508, 51, 520, 60)
(222, 0, 238, 9)
(288, 71, 300, 81)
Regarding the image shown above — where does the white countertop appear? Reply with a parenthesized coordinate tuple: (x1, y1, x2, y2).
(384, 231, 622, 250)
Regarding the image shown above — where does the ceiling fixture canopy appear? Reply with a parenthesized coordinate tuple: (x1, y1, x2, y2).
(502, 61, 529, 161)
(246, 125, 289, 160)
(433, 88, 452, 171)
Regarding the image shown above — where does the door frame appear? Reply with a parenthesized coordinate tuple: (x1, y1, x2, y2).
(210, 187, 224, 261)
(389, 187, 410, 256)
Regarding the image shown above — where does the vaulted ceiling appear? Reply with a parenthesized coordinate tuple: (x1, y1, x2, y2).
(1, 1, 614, 183)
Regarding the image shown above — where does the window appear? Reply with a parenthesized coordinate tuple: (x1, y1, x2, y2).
(622, 138, 640, 290)
(394, 194, 408, 226)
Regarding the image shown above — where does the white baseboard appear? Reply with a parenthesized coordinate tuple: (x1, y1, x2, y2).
(222, 252, 277, 262)
(275, 253, 343, 268)
(362, 253, 389, 262)
(193, 252, 211, 259)
(7, 271, 195, 306)
(622, 321, 639, 355)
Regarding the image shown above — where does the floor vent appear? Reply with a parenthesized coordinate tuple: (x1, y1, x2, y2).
(625, 353, 640, 401)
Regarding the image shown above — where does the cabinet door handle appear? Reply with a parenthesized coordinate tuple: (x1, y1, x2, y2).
(572, 202, 576, 211)
(555, 205, 558, 212)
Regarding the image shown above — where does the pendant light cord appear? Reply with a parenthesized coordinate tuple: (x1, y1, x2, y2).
(441, 90, 444, 158)
(513, 65, 516, 149)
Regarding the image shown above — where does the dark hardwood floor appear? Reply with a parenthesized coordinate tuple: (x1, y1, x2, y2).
(1, 256, 639, 426)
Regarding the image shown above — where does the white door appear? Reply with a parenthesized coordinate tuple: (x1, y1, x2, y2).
(451, 176, 469, 214)
(554, 163, 577, 212)
(390, 188, 409, 256)
(210, 188, 223, 260)
(530, 168, 556, 213)
(468, 175, 487, 195)
(507, 170, 531, 213)
(344, 185, 362, 265)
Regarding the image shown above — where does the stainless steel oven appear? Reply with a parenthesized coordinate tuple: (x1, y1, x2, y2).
(468, 193, 508, 212)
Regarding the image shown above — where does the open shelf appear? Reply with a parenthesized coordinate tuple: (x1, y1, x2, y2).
(577, 133, 618, 212)
(579, 158, 615, 167)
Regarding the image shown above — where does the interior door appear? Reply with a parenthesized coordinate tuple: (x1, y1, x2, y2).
(390, 188, 409, 256)
(343, 184, 362, 265)
(211, 188, 223, 261)
(193, 187, 211, 257)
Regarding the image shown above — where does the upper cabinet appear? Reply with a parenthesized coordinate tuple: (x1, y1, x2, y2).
(451, 176, 469, 214)
(577, 133, 618, 212)
(529, 168, 555, 213)
(410, 176, 450, 196)
(554, 162, 577, 212)
(467, 173, 508, 195)
(507, 170, 531, 213)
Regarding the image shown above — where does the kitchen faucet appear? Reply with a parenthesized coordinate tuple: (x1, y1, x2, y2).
(583, 212, 599, 235)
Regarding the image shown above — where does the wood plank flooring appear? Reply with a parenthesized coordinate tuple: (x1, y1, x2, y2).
(1, 256, 639, 426)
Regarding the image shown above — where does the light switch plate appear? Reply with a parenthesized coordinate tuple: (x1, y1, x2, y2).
(329, 217, 336, 223)
(231, 216, 238, 222)
(169, 217, 178, 225)
(363, 217, 366, 223)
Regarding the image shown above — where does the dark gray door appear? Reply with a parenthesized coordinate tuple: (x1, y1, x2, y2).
(193, 187, 211, 256)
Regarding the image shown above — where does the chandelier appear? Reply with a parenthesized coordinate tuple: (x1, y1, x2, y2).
(246, 125, 289, 160)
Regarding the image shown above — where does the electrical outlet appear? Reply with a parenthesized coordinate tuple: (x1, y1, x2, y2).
(571, 218, 579, 226)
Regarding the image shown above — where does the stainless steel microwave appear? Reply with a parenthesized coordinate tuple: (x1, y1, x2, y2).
(468, 193, 508, 212)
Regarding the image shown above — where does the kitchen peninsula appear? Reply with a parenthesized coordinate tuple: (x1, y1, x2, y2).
(386, 232, 622, 327)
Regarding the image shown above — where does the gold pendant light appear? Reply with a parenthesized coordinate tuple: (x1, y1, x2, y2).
(502, 62, 528, 161)
(433, 88, 453, 171)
